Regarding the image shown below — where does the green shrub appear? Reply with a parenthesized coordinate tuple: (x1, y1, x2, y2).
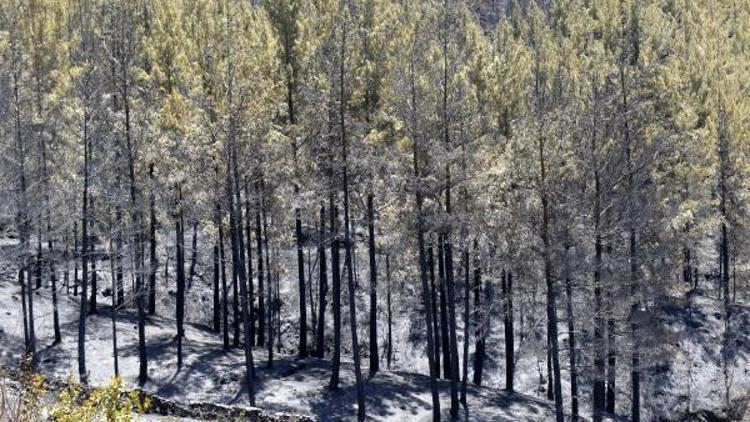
(49, 376, 150, 422)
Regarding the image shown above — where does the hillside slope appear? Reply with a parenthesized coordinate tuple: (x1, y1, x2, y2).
(0, 270, 557, 421)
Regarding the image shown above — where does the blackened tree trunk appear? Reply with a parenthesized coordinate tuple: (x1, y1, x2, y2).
(262, 197, 274, 367)
(118, 75, 147, 382)
(428, 245, 441, 378)
(50, 237, 61, 344)
(440, 3, 460, 413)
(339, 19, 365, 418)
(413, 142, 440, 422)
(437, 239, 450, 378)
(536, 67, 564, 421)
(232, 243, 240, 347)
(213, 203, 221, 333)
(256, 184, 266, 347)
(78, 113, 90, 384)
(90, 236, 98, 314)
(148, 163, 157, 315)
(74, 221, 79, 296)
(108, 248, 119, 377)
(188, 221, 198, 289)
(316, 203, 327, 357)
(563, 249, 578, 420)
(27, 262, 35, 358)
(472, 243, 485, 386)
(542, 185, 563, 422)
(329, 193, 342, 389)
(367, 193, 379, 374)
(176, 188, 186, 370)
(244, 188, 255, 347)
(407, 30, 440, 418)
(629, 226, 640, 422)
(275, 250, 282, 352)
(386, 253, 393, 369)
(718, 112, 731, 415)
(220, 215, 229, 351)
(293, 158, 307, 358)
(11, 29, 34, 358)
(547, 331, 554, 400)
(41, 128, 61, 343)
(606, 295, 616, 413)
(502, 270, 515, 392)
(20, 268, 29, 353)
(308, 249, 316, 339)
(460, 249, 470, 405)
(283, 9, 307, 357)
(35, 239, 41, 290)
(620, 33, 641, 419)
(592, 106, 605, 422)
(227, 127, 256, 404)
(122, 43, 147, 387)
(65, 230, 70, 296)
(115, 211, 124, 307)
(444, 205, 460, 417)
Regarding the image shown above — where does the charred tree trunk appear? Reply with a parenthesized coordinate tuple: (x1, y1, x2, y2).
(40, 129, 61, 343)
(256, 183, 266, 347)
(35, 238, 41, 291)
(115, 211, 124, 307)
(329, 195, 342, 388)
(148, 164, 157, 315)
(227, 127, 256, 404)
(606, 294, 616, 413)
(213, 203, 221, 333)
(460, 249, 470, 405)
(65, 230, 71, 296)
(308, 249, 316, 346)
(339, 19, 365, 418)
(122, 45, 147, 387)
(407, 27, 440, 417)
(232, 244, 240, 347)
(176, 188, 186, 370)
(537, 66, 564, 421)
(220, 214, 229, 351)
(593, 127, 606, 422)
(547, 332, 554, 400)
(367, 193, 379, 374)
(428, 245, 441, 378)
(386, 254, 393, 370)
(620, 43, 641, 421)
(50, 239, 61, 344)
(472, 242, 485, 386)
(316, 203, 327, 358)
(502, 269, 515, 392)
(414, 151, 440, 421)
(563, 248, 578, 421)
(437, 238, 450, 378)
(78, 113, 90, 384)
(74, 221, 79, 296)
(90, 235, 98, 315)
(188, 221, 198, 289)
(12, 25, 35, 359)
(293, 155, 307, 358)
(262, 194, 274, 367)
(244, 188, 255, 348)
(718, 112, 731, 415)
(108, 248, 119, 377)
(629, 226, 639, 422)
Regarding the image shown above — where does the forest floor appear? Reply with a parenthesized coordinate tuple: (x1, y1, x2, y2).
(0, 270, 557, 421)
(0, 250, 749, 420)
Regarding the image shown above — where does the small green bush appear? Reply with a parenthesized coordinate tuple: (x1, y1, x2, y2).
(49, 376, 151, 422)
